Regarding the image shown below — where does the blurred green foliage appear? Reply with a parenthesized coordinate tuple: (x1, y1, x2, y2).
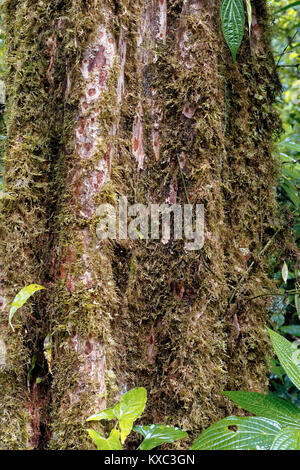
(271, 0, 300, 242)
(268, 0, 300, 401)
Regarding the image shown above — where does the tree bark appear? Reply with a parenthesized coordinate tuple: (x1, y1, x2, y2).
(0, 0, 282, 449)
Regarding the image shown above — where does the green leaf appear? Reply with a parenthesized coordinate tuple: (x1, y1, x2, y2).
(280, 325, 300, 337)
(270, 428, 300, 450)
(9, 284, 45, 331)
(134, 424, 188, 450)
(270, 358, 285, 382)
(86, 387, 147, 443)
(246, 0, 252, 36)
(190, 416, 282, 450)
(87, 429, 107, 449)
(267, 328, 300, 391)
(88, 428, 122, 450)
(220, 0, 245, 63)
(86, 406, 116, 422)
(282, 261, 289, 284)
(223, 391, 300, 428)
(113, 387, 147, 443)
(278, 140, 300, 153)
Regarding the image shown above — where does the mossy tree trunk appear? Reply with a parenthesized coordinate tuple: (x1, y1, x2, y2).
(0, 0, 282, 449)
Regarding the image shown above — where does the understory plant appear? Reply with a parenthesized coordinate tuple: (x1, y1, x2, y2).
(8, 286, 300, 450)
(86, 387, 188, 450)
(191, 328, 300, 450)
(86, 329, 300, 450)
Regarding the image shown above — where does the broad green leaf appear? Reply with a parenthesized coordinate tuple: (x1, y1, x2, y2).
(282, 261, 289, 283)
(280, 325, 300, 337)
(278, 140, 300, 153)
(223, 391, 300, 428)
(113, 387, 147, 443)
(246, 0, 252, 36)
(134, 424, 188, 450)
(86, 406, 115, 422)
(267, 328, 300, 391)
(86, 387, 147, 444)
(292, 346, 300, 365)
(220, 0, 245, 63)
(88, 428, 122, 450)
(281, 182, 300, 208)
(88, 429, 107, 449)
(270, 428, 300, 450)
(190, 416, 282, 450)
(9, 284, 45, 331)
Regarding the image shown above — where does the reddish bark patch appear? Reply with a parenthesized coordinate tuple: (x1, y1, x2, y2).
(173, 282, 185, 300)
(96, 170, 105, 186)
(85, 339, 93, 355)
(78, 117, 87, 135)
(84, 142, 93, 153)
(147, 330, 155, 364)
(88, 46, 106, 73)
(103, 143, 112, 175)
(99, 70, 108, 86)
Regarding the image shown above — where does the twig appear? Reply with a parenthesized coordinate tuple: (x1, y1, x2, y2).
(275, 47, 300, 57)
(277, 63, 300, 68)
(276, 31, 297, 67)
(229, 228, 282, 304)
(276, 31, 298, 67)
(248, 289, 300, 301)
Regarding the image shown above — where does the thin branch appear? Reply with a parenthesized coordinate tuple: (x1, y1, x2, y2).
(276, 31, 298, 67)
(277, 63, 300, 68)
(247, 290, 300, 301)
(275, 47, 300, 57)
(229, 228, 282, 304)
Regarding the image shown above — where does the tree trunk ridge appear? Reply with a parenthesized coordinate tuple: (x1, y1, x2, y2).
(0, 0, 283, 449)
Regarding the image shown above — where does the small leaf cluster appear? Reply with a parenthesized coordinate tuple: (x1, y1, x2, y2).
(86, 388, 187, 450)
(191, 329, 300, 450)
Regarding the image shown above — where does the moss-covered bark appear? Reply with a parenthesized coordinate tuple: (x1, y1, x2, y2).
(0, 0, 64, 448)
(0, 0, 285, 449)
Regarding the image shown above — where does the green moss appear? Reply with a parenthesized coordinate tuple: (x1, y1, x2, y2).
(110, 0, 285, 447)
(0, 0, 289, 450)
